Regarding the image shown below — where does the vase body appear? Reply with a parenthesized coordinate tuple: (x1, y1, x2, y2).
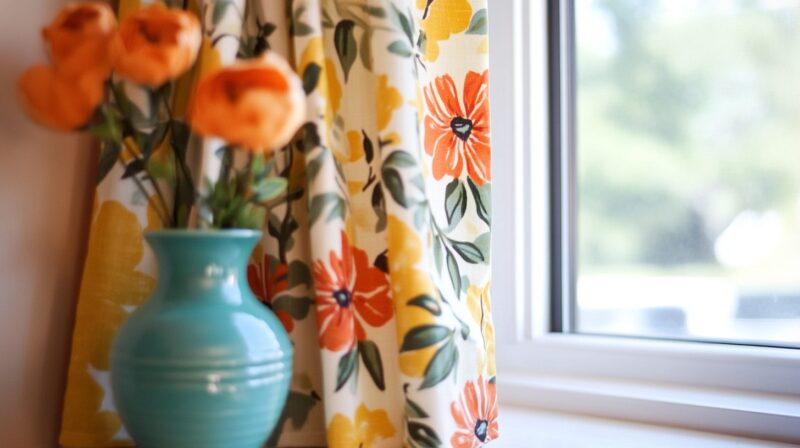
(110, 230, 292, 448)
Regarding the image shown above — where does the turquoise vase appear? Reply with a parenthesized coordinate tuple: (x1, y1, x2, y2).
(110, 230, 292, 448)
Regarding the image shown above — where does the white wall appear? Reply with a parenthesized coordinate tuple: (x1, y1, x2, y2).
(0, 0, 96, 446)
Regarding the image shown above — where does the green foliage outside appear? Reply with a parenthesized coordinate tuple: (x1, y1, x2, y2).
(577, 0, 800, 286)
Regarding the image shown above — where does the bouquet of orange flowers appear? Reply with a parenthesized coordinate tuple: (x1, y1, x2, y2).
(17, 1, 305, 229)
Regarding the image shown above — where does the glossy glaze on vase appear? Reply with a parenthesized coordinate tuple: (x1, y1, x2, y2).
(110, 230, 292, 448)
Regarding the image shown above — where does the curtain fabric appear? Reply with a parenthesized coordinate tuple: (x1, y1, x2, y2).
(59, 0, 496, 447)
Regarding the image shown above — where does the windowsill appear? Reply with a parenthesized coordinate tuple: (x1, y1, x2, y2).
(500, 405, 797, 447)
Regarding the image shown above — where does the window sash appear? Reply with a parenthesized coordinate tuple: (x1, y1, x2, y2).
(488, 0, 800, 443)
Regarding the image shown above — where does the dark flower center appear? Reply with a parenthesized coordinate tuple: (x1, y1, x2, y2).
(332, 288, 352, 308)
(450, 116, 473, 141)
(474, 419, 488, 442)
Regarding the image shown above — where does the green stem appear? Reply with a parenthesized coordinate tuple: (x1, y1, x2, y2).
(119, 159, 169, 227)
(145, 167, 172, 226)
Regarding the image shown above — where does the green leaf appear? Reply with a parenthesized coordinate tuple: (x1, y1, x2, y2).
(432, 236, 444, 271)
(250, 153, 266, 177)
(140, 121, 169, 158)
(374, 250, 389, 273)
(266, 390, 320, 447)
(414, 205, 426, 229)
(384, 150, 416, 168)
(381, 167, 406, 207)
(326, 198, 345, 223)
(362, 130, 374, 163)
(446, 250, 461, 294)
(121, 158, 145, 179)
(271, 296, 314, 320)
(334, 20, 357, 81)
(302, 62, 321, 94)
(302, 122, 322, 151)
(309, 193, 344, 225)
(358, 340, 385, 391)
(390, 3, 414, 42)
(335, 346, 358, 391)
(170, 120, 191, 157)
(371, 184, 387, 233)
(450, 240, 485, 264)
(288, 260, 312, 287)
(410, 173, 426, 192)
(400, 325, 451, 352)
(291, 6, 313, 36)
(405, 398, 429, 419)
(96, 142, 121, 185)
(213, 0, 234, 25)
(417, 29, 428, 55)
(90, 105, 121, 142)
(444, 179, 467, 226)
(359, 29, 373, 72)
(408, 421, 443, 447)
(466, 8, 488, 35)
(468, 177, 491, 225)
(357, 4, 386, 18)
(421, 336, 458, 389)
(254, 177, 287, 202)
(387, 40, 413, 57)
(408, 294, 442, 316)
(293, 22, 314, 36)
(474, 232, 491, 262)
(237, 203, 266, 229)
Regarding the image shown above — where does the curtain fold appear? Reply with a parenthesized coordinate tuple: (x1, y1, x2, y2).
(59, 0, 496, 446)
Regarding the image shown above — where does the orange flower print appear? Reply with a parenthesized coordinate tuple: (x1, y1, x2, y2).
(450, 376, 499, 447)
(247, 255, 294, 332)
(423, 70, 491, 186)
(312, 231, 393, 351)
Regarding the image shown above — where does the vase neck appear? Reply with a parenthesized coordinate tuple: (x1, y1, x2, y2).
(145, 230, 261, 302)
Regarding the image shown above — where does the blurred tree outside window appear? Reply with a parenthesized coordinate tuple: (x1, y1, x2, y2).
(575, 0, 800, 347)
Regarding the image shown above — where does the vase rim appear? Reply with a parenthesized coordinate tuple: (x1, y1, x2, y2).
(143, 229, 263, 239)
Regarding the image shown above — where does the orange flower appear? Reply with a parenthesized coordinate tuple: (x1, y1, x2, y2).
(17, 64, 104, 131)
(423, 70, 491, 185)
(312, 231, 393, 351)
(42, 2, 118, 83)
(189, 52, 305, 152)
(247, 254, 294, 332)
(450, 376, 499, 448)
(115, 4, 201, 86)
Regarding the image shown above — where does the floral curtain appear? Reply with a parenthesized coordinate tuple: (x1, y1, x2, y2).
(59, 0, 497, 447)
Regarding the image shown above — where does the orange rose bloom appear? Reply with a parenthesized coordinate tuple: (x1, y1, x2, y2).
(18, 65, 104, 131)
(42, 2, 118, 83)
(189, 52, 306, 151)
(115, 4, 201, 87)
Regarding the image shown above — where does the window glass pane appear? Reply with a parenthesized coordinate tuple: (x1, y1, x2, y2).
(575, 0, 800, 347)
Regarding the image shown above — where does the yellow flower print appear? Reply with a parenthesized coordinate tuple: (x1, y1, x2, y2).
(387, 217, 442, 377)
(60, 200, 155, 446)
(467, 282, 496, 376)
(299, 37, 342, 142)
(417, 0, 472, 61)
(338, 129, 366, 163)
(376, 75, 402, 132)
(327, 403, 396, 448)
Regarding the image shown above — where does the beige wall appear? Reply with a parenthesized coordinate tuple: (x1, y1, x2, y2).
(0, 0, 96, 446)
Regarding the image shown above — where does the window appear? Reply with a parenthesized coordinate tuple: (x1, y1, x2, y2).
(572, 0, 800, 348)
(488, 0, 800, 443)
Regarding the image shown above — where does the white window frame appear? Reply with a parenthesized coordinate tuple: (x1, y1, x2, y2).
(488, 1, 800, 443)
